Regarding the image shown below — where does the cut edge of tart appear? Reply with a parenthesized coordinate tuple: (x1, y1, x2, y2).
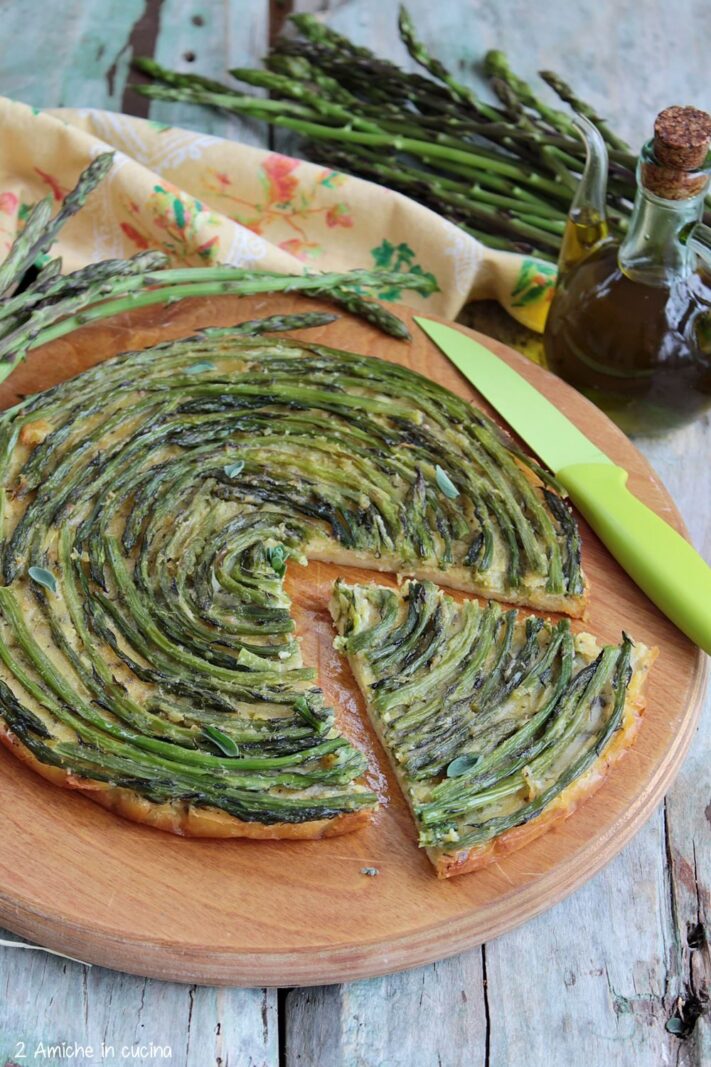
(307, 540, 588, 619)
(330, 578, 657, 878)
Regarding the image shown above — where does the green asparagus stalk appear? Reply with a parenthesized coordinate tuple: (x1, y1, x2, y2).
(0, 250, 169, 328)
(131, 7, 661, 255)
(288, 12, 379, 60)
(210, 311, 338, 335)
(484, 51, 579, 139)
(0, 154, 115, 299)
(539, 70, 631, 152)
(397, 6, 502, 123)
(33, 153, 115, 254)
(0, 198, 53, 297)
(0, 266, 437, 377)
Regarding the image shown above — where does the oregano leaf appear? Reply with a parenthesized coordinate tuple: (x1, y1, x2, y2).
(445, 753, 480, 778)
(435, 465, 459, 499)
(28, 566, 58, 595)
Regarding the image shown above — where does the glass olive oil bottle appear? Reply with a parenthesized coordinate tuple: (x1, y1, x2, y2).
(544, 107, 711, 434)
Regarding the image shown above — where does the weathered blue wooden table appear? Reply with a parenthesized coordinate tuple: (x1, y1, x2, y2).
(0, 2, 708, 1065)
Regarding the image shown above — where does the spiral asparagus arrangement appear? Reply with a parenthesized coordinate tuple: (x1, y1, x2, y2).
(0, 328, 591, 830)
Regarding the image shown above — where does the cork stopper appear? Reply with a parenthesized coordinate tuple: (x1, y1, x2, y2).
(653, 107, 711, 169)
(642, 106, 711, 200)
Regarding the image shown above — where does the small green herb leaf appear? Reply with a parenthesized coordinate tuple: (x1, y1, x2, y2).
(223, 461, 245, 478)
(435, 465, 459, 499)
(185, 361, 216, 374)
(445, 753, 480, 778)
(203, 725, 240, 757)
(28, 567, 58, 595)
(267, 543, 287, 577)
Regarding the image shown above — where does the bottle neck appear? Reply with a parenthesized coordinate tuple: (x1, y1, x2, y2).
(618, 161, 708, 287)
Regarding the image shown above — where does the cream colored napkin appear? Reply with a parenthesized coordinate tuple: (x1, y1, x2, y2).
(0, 97, 556, 332)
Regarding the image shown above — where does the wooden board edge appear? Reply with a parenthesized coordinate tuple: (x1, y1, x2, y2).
(0, 653, 704, 987)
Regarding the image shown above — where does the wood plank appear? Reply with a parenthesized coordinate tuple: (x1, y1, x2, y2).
(0, 0, 270, 147)
(0, 930, 279, 1066)
(136, 0, 270, 144)
(0, 0, 148, 112)
(285, 954, 487, 1067)
(638, 424, 711, 1064)
(284, 3, 710, 1065)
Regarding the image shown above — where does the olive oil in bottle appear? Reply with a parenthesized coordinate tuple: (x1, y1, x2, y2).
(544, 107, 711, 434)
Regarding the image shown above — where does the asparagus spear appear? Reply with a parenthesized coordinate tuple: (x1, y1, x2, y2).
(0, 250, 169, 329)
(0, 199, 53, 298)
(397, 6, 503, 123)
(483, 51, 579, 139)
(131, 8, 648, 255)
(539, 70, 631, 153)
(0, 266, 437, 377)
(208, 311, 338, 335)
(0, 154, 115, 299)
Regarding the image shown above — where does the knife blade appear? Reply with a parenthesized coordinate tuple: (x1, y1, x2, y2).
(415, 316, 711, 654)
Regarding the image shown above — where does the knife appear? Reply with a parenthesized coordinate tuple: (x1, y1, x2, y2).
(414, 316, 711, 655)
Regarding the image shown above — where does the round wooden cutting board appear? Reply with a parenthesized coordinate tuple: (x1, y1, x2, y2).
(0, 294, 705, 987)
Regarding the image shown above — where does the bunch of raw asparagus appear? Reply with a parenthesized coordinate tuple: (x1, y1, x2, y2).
(0, 153, 439, 382)
(132, 7, 655, 261)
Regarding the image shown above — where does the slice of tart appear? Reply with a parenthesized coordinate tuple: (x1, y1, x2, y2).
(330, 579, 655, 876)
(0, 329, 590, 838)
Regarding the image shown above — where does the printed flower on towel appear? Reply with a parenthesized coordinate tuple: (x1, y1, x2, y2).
(204, 155, 354, 259)
(510, 257, 557, 309)
(278, 239, 322, 262)
(119, 183, 222, 264)
(368, 240, 439, 301)
(34, 167, 68, 203)
(263, 155, 300, 205)
(0, 192, 18, 216)
(0, 192, 22, 255)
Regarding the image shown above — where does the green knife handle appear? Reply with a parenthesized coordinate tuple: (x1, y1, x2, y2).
(557, 462, 711, 655)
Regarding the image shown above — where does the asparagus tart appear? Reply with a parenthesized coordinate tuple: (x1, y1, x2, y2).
(330, 579, 655, 877)
(0, 328, 597, 839)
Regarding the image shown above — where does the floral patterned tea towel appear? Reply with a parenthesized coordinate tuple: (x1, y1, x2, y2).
(0, 96, 556, 332)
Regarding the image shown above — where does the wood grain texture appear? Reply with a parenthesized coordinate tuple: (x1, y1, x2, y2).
(0, 292, 704, 989)
(0, 932, 278, 1066)
(285, 954, 488, 1067)
(0, 1, 709, 1063)
(137, 0, 270, 145)
(0, 0, 147, 112)
(0, 0, 270, 146)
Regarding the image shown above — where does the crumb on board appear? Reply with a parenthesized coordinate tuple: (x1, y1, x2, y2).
(360, 866, 380, 877)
